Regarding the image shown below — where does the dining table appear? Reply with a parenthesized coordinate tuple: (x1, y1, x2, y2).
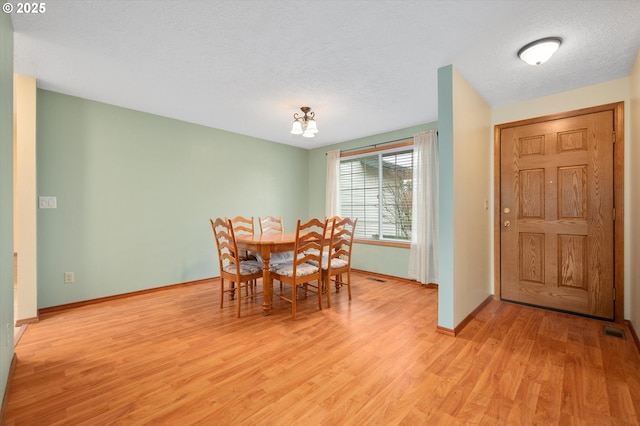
(235, 232, 297, 315)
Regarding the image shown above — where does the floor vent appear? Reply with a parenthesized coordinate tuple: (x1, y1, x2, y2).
(603, 326, 626, 339)
(367, 277, 386, 283)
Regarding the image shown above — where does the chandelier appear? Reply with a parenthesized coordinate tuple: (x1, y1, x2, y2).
(290, 106, 318, 138)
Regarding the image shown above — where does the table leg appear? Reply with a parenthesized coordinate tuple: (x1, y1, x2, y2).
(261, 246, 272, 315)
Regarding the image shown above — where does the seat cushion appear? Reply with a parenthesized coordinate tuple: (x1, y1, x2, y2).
(307, 256, 348, 270)
(272, 262, 319, 278)
(223, 260, 262, 276)
(305, 252, 326, 267)
(326, 258, 348, 270)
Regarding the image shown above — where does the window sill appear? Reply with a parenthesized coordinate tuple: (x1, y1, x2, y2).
(353, 239, 411, 249)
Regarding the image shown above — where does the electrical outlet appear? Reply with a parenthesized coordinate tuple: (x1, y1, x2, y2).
(64, 272, 74, 284)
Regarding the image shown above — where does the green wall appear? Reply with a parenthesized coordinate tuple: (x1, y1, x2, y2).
(37, 90, 309, 308)
(307, 122, 438, 278)
(0, 10, 14, 405)
(36, 89, 439, 308)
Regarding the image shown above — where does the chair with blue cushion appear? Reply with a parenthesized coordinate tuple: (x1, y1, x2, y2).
(211, 218, 263, 317)
(271, 218, 328, 320)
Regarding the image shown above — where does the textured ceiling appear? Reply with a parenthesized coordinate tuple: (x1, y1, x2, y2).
(10, 0, 640, 149)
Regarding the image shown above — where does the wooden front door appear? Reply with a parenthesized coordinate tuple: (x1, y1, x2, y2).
(499, 108, 616, 319)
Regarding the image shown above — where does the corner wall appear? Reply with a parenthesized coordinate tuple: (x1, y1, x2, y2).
(437, 66, 455, 329)
(451, 67, 492, 326)
(0, 10, 14, 406)
(14, 75, 37, 322)
(437, 65, 492, 330)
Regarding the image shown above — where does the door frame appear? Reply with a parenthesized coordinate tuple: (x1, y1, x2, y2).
(494, 102, 625, 323)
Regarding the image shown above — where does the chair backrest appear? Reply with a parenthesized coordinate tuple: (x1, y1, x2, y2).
(328, 217, 357, 270)
(325, 215, 341, 236)
(210, 218, 240, 272)
(259, 216, 283, 234)
(294, 218, 328, 276)
(230, 216, 254, 237)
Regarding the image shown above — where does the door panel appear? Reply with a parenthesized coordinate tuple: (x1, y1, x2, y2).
(500, 111, 614, 319)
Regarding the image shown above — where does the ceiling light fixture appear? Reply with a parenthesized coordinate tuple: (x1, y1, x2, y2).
(518, 37, 562, 66)
(290, 106, 318, 138)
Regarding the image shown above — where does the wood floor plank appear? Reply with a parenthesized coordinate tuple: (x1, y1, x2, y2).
(4, 272, 640, 425)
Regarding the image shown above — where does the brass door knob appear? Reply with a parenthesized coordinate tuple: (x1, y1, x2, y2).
(504, 220, 511, 227)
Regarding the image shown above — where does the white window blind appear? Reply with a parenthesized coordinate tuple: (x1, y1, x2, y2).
(339, 146, 413, 242)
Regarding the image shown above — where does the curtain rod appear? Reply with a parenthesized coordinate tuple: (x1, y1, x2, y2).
(327, 131, 438, 155)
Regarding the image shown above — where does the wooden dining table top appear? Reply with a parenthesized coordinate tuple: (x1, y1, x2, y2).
(235, 231, 296, 244)
(234, 232, 297, 252)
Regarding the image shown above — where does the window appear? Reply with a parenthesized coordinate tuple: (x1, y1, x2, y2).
(339, 144, 413, 243)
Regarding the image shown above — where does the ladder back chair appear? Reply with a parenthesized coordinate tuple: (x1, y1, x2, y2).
(229, 216, 255, 260)
(229, 215, 257, 293)
(258, 217, 289, 291)
(324, 217, 357, 306)
(210, 218, 263, 317)
(271, 218, 328, 320)
(259, 216, 284, 234)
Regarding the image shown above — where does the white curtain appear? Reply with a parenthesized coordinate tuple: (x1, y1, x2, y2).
(325, 150, 340, 218)
(408, 130, 439, 284)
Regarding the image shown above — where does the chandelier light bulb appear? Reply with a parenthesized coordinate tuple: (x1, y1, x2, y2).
(306, 119, 318, 133)
(291, 120, 303, 135)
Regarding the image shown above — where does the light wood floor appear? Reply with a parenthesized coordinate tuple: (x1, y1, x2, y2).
(5, 272, 640, 425)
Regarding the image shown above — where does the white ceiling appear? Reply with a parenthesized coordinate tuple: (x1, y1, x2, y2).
(10, 0, 640, 149)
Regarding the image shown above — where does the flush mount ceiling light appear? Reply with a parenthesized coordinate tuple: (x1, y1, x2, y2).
(518, 37, 562, 66)
(290, 106, 318, 138)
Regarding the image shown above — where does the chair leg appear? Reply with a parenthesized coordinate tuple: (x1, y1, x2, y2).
(220, 278, 225, 309)
(291, 283, 297, 320)
(237, 282, 242, 318)
(324, 273, 331, 308)
(230, 282, 236, 301)
(346, 271, 352, 300)
(317, 280, 323, 310)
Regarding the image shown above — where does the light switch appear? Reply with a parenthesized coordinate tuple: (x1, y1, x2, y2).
(39, 196, 57, 209)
